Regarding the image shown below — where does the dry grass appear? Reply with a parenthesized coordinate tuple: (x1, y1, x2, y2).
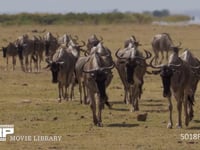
(0, 24, 200, 150)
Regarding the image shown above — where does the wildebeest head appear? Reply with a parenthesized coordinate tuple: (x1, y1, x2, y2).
(83, 53, 114, 100)
(45, 60, 64, 83)
(86, 34, 103, 51)
(44, 41, 50, 56)
(150, 57, 182, 97)
(124, 35, 142, 48)
(116, 48, 151, 84)
(2, 47, 7, 58)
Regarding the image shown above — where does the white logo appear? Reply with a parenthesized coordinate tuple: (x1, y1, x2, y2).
(0, 125, 14, 141)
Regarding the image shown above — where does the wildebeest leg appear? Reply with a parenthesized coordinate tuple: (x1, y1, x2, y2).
(13, 56, 16, 71)
(167, 97, 173, 128)
(64, 85, 69, 101)
(184, 95, 189, 127)
(19, 58, 25, 72)
(132, 85, 139, 111)
(188, 103, 194, 121)
(176, 100, 182, 128)
(88, 91, 98, 125)
(154, 50, 159, 65)
(166, 51, 169, 62)
(58, 83, 62, 102)
(25, 56, 29, 72)
(70, 85, 74, 101)
(159, 51, 164, 64)
(83, 82, 88, 104)
(130, 86, 135, 112)
(124, 87, 129, 104)
(29, 56, 33, 72)
(6, 57, 9, 71)
(97, 96, 104, 127)
(78, 81, 83, 104)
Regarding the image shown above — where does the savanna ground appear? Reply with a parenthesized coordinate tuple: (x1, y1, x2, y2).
(0, 24, 200, 150)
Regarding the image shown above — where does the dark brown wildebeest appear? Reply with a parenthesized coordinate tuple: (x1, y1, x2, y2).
(115, 40, 151, 111)
(75, 42, 113, 106)
(180, 49, 200, 120)
(2, 42, 18, 71)
(16, 34, 36, 72)
(115, 36, 151, 111)
(45, 39, 85, 102)
(82, 51, 115, 126)
(150, 47, 198, 128)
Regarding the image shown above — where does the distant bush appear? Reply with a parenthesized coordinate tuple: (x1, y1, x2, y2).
(160, 15, 191, 22)
(0, 12, 191, 26)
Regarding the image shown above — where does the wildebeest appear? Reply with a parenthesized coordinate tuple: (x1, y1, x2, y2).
(44, 32, 59, 59)
(82, 51, 115, 126)
(115, 39, 151, 111)
(150, 47, 197, 128)
(16, 34, 36, 72)
(45, 39, 85, 102)
(180, 49, 200, 120)
(2, 42, 18, 71)
(151, 33, 176, 64)
(31, 35, 45, 72)
(46, 46, 79, 102)
(75, 42, 113, 106)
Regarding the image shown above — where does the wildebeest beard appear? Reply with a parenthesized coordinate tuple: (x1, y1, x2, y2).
(95, 71, 107, 100)
(50, 63, 60, 83)
(126, 61, 137, 84)
(160, 67, 173, 97)
(45, 41, 50, 56)
(17, 45, 24, 60)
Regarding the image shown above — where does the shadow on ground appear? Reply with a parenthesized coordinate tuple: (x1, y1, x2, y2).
(107, 123, 139, 128)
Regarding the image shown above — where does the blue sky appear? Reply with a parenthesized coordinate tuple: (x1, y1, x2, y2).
(0, 0, 199, 14)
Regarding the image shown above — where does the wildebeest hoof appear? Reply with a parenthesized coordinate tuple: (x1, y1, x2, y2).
(134, 107, 139, 111)
(57, 98, 61, 103)
(167, 123, 173, 129)
(97, 122, 103, 127)
(176, 124, 182, 129)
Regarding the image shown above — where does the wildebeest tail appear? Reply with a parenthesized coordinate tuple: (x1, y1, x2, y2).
(187, 95, 194, 106)
(187, 94, 194, 121)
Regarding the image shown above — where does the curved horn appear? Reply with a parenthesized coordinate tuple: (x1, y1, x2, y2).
(83, 63, 115, 74)
(74, 35, 79, 40)
(78, 40, 86, 47)
(99, 36, 103, 42)
(133, 50, 152, 61)
(100, 63, 115, 71)
(82, 66, 97, 73)
(131, 35, 136, 41)
(177, 42, 182, 48)
(144, 49, 152, 59)
(149, 57, 164, 69)
(169, 58, 183, 68)
(84, 51, 89, 56)
(115, 48, 126, 60)
(190, 65, 200, 70)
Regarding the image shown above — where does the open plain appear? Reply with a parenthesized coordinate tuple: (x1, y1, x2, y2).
(0, 24, 200, 150)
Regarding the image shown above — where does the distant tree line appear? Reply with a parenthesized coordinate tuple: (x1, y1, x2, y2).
(0, 10, 191, 26)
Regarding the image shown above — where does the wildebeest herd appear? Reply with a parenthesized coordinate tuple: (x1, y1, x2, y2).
(1, 32, 200, 128)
